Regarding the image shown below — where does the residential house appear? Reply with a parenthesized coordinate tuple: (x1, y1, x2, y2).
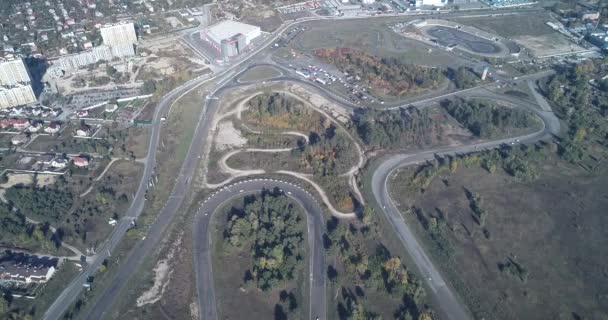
(50, 158, 68, 168)
(75, 124, 91, 137)
(37, 154, 55, 166)
(0, 119, 13, 129)
(0, 252, 58, 284)
(76, 110, 88, 118)
(28, 122, 43, 133)
(12, 119, 30, 130)
(44, 122, 61, 134)
(11, 134, 29, 145)
(72, 156, 89, 167)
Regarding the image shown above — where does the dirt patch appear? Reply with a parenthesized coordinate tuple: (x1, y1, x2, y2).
(214, 120, 248, 151)
(136, 234, 182, 307)
(390, 155, 608, 319)
(289, 82, 351, 124)
(0, 173, 58, 189)
(449, 12, 585, 58)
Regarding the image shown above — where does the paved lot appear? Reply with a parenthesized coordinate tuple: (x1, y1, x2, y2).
(427, 26, 503, 54)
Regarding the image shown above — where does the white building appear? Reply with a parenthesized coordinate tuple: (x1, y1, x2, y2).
(0, 253, 58, 284)
(201, 20, 261, 59)
(0, 57, 32, 86)
(0, 57, 37, 109)
(0, 85, 37, 109)
(100, 21, 137, 47)
(205, 20, 261, 47)
(48, 44, 135, 73)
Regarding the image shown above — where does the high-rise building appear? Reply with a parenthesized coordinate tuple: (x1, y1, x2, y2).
(48, 44, 135, 74)
(0, 85, 36, 109)
(0, 57, 36, 109)
(100, 21, 137, 47)
(0, 57, 32, 86)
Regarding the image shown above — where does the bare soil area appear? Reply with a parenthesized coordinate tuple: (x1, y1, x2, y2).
(390, 154, 608, 319)
(450, 12, 586, 57)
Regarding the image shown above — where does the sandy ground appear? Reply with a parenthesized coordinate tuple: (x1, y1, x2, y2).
(514, 34, 586, 58)
(214, 121, 248, 151)
(136, 234, 183, 307)
(289, 84, 351, 124)
(49, 40, 209, 95)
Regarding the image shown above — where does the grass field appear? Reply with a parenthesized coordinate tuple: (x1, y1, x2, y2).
(389, 149, 608, 319)
(212, 195, 308, 320)
(290, 18, 460, 67)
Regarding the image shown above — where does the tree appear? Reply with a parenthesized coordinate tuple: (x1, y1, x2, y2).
(106, 65, 117, 77)
(142, 79, 157, 94)
(0, 295, 7, 318)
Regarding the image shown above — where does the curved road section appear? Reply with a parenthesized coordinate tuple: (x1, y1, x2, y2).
(371, 87, 560, 320)
(194, 179, 326, 320)
(42, 72, 213, 320)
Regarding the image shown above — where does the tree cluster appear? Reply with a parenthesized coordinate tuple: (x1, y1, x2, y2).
(0, 203, 61, 254)
(354, 107, 443, 149)
(314, 48, 444, 97)
(546, 60, 608, 162)
(5, 186, 73, 223)
(449, 66, 479, 89)
(324, 216, 428, 319)
(442, 99, 536, 138)
(223, 191, 305, 291)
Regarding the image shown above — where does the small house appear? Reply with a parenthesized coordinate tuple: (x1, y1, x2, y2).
(72, 157, 89, 167)
(11, 134, 29, 145)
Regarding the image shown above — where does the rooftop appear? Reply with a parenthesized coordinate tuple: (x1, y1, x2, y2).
(0, 251, 58, 280)
(206, 20, 259, 42)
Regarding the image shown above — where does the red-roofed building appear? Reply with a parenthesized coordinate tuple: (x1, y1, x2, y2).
(44, 121, 61, 134)
(13, 119, 30, 130)
(72, 157, 89, 167)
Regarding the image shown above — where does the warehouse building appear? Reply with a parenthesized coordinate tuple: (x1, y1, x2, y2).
(200, 20, 261, 59)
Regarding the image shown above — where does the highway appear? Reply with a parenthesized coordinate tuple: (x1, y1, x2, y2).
(42, 72, 215, 320)
(193, 179, 326, 320)
(43, 10, 312, 320)
(187, 65, 559, 320)
(43, 6, 559, 320)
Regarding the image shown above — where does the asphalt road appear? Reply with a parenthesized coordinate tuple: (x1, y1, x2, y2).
(426, 26, 502, 54)
(44, 7, 556, 320)
(44, 12, 300, 320)
(42, 72, 214, 320)
(193, 179, 326, 320)
(370, 88, 560, 320)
